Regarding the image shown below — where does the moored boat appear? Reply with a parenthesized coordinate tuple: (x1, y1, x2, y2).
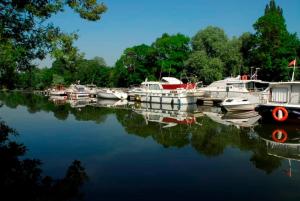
(221, 97, 257, 112)
(256, 81, 300, 123)
(97, 88, 128, 100)
(66, 84, 90, 99)
(199, 75, 269, 101)
(48, 85, 67, 96)
(128, 77, 203, 105)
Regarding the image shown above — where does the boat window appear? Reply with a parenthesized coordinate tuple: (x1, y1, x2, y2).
(227, 84, 233, 89)
(225, 99, 233, 102)
(271, 87, 288, 103)
(228, 83, 244, 89)
(149, 115, 160, 120)
(149, 84, 160, 90)
(242, 99, 248, 101)
(246, 82, 269, 92)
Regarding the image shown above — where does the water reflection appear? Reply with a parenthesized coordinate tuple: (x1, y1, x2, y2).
(132, 103, 202, 128)
(1, 92, 300, 178)
(66, 98, 97, 109)
(255, 125, 300, 177)
(0, 118, 88, 201)
(204, 111, 261, 128)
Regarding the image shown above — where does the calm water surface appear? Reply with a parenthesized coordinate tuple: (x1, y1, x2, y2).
(0, 92, 300, 201)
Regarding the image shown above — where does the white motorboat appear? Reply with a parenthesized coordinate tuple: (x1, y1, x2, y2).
(199, 75, 269, 101)
(85, 84, 98, 97)
(128, 77, 203, 105)
(256, 81, 300, 123)
(97, 89, 128, 100)
(66, 84, 90, 99)
(48, 85, 67, 96)
(221, 97, 257, 112)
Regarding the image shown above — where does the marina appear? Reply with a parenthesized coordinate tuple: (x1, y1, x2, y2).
(0, 91, 300, 201)
(1, 0, 299, 200)
(41, 73, 300, 125)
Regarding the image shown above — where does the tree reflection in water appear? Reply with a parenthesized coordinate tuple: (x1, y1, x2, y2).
(1, 91, 300, 176)
(0, 119, 88, 201)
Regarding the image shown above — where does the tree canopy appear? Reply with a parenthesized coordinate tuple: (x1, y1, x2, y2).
(246, 0, 300, 81)
(0, 0, 107, 89)
(1, 0, 300, 89)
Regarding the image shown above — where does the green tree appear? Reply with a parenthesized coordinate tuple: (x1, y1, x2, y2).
(75, 58, 111, 87)
(152, 33, 190, 78)
(185, 50, 223, 83)
(249, 0, 300, 81)
(113, 44, 156, 87)
(93, 56, 107, 66)
(186, 26, 243, 83)
(0, 0, 107, 89)
(113, 34, 190, 87)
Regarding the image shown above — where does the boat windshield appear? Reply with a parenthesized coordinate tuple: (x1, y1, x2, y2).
(246, 82, 269, 92)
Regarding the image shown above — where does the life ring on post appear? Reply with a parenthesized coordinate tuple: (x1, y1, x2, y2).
(272, 106, 288, 122)
(272, 129, 288, 143)
(241, 75, 248, 80)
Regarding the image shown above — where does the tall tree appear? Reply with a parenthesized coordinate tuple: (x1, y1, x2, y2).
(186, 26, 242, 83)
(249, 0, 300, 81)
(0, 0, 107, 89)
(152, 33, 190, 78)
(114, 44, 156, 87)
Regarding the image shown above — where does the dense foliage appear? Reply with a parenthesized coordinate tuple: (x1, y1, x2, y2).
(0, 0, 107, 89)
(245, 0, 300, 81)
(0, 0, 299, 89)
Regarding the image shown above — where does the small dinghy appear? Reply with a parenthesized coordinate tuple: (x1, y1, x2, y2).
(221, 97, 257, 112)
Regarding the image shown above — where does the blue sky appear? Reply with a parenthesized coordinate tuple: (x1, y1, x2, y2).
(39, 0, 300, 67)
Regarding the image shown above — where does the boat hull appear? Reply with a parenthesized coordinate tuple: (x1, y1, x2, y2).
(97, 91, 128, 100)
(223, 103, 257, 112)
(128, 91, 198, 105)
(68, 93, 90, 99)
(255, 104, 300, 123)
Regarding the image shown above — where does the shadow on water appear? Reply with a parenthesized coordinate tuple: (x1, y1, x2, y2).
(1, 91, 300, 176)
(1, 91, 300, 200)
(0, 103, 88, 201)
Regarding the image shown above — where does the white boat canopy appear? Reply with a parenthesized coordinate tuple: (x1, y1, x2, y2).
(161, 77, 183, 84)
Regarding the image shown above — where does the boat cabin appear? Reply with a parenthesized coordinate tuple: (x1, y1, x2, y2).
(140, 77, 196, 91)
(268, 82, 300, 104)
(226, 80, 269, 92)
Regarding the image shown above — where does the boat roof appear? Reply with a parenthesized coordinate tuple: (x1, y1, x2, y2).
(269, 81, 300, 86)
(227, 79, 269, 84)
(141, 77, 183, 85)
(161, 77, 183, 84)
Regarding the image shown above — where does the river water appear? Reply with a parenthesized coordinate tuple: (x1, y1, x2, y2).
(0, 91, 299, 201)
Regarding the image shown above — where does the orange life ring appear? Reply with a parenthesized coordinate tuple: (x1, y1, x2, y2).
(241, 75, 248, 80)
(272, 107, 288, 122)
(272, 129, 288, 143)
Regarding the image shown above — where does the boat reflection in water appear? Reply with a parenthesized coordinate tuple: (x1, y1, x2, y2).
(95, 99, 128, 108)
(131, 103, 203, 128)
(48, 95, 68, 105)
(255, 125, 300, 177)
(66, 98, 97, 109)
(204, 110, 261, 128)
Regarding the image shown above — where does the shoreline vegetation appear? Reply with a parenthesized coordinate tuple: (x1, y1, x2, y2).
(0, 0, 299, 91)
